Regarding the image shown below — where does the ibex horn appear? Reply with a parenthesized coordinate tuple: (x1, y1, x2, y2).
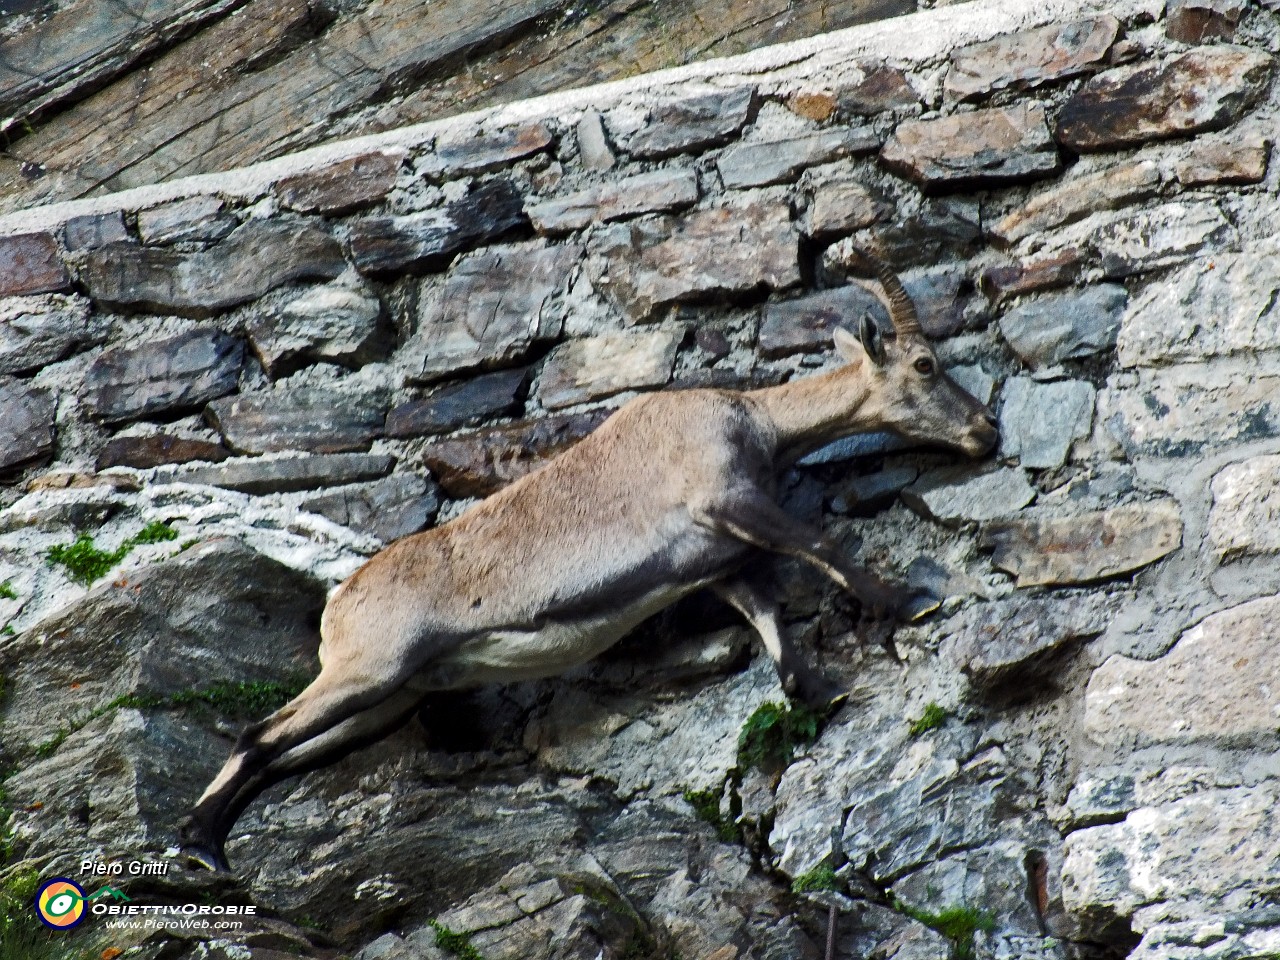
(851, 246, 923, 338)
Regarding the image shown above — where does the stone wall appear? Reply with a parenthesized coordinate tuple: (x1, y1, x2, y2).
(1, 0, 1279, 957)
(0, 0, 914, 216)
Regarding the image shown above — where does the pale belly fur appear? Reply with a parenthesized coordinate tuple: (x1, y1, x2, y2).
(427, 580, 706, 688)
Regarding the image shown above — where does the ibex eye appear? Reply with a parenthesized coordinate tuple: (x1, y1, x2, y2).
(914, 358, 935, 375)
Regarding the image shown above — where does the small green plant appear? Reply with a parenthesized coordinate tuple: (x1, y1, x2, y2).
(0, 866, 81, 960)
(909, 702, 949, 737)
(0, 787, 16, 863)
(131, 521, 179, 545)
(0, 582, 16, 601)
(737, 701, 823, 771)
(106, 679, 308, 720)
(682, 788, 740, 843)
(28, 678, 309, 760)
(46, 534, 127, 586)
(0, 626, 12, 637)
(790, 864, 840, 894)
(47, 521, 182, 586)
(428, 920, 483, 960)
(895, 899, 996, 960)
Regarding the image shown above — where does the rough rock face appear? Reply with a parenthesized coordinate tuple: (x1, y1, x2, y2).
(1, 0, 1279, 957)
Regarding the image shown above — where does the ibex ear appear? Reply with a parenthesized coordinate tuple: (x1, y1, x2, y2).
(833, 325, 866, 367)
(858, 313, 887, 366)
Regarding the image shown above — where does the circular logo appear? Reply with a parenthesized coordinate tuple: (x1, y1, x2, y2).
(35, 878, 87, 929)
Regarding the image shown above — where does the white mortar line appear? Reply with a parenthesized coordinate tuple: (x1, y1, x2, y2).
(0, 0, 1162, 237)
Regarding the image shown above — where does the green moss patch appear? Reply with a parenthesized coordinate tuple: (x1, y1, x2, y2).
(790, 864, 840, 894)
(908, 702, 949, 737)
(428, 920, 483, 960)
(737, 701, 824, 771)
(895, 899, 996, 960)
(46, 521, 180, 586)
(682, 788, 740, 843)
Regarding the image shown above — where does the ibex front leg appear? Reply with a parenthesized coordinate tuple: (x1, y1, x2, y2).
(692, 487, 921, 657)
(712, 574, 845, 709)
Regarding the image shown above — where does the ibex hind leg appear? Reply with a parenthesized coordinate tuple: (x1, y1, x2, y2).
(180, 665, 418, 871)
(190, 687, 427, 870)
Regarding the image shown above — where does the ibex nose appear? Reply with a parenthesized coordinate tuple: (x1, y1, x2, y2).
(983, 411, 998, 429)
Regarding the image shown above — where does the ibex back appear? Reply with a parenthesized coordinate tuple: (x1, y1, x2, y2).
(180, 254, 998, 871)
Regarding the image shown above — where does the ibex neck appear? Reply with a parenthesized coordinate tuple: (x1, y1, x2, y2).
(748, 365, 875, 464)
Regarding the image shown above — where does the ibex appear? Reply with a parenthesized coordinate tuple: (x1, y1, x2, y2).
(179, 254, 998, 871)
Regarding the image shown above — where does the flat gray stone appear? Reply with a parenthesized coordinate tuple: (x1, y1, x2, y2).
(1084, 593, 1280, 749)
(575, 110, 615, 171)
(589, 201, 799, 322)
(81, 220, 346, 318)
(716, 128, 878, 189)
(999, 285, 1126, 369)
(1175, 133, 1270, 187)
(1063, 784, 1280, 922)
(1095, 201, 1231, 278)
(991, 160, 1161, 247)
(0, 231, 72, 297)
(247, 281, 387, 377)
(431, 121, 553, 175)
(1056, 47, 1274, 152)
(947, 594, 1109, 693)
(136, 194, 236, 244)
(1115, 241, 1280, 367)
(0, 293, 104, 375)
(206, 388, 387, 454)
(830, 467, 919, 514)
(385, 368, 528, 437)
(83, 328, 244, 423)
(301, 473, 439, 544)
(526, 168, 698, 234)
(981, 500, 1183, 587)
(1209, 455, 1280, 560)
(538, 328, 682, 410)
(903, 466, 1036, 526)
(0, 378, 55, 473)
(758, 284, 883, 359)
(347, 178, 527, 274)
(1167, 0, 1247, 42)
(1000, 378, 1095, 469)
(62, 211, 128, 251)
(410, 241, 579, 381)
(1101, 365, 1280, 457)
(945, 16, 1119, 101)
(1062, 774, 1138, 829)
(880, 104, 1061, 193)
(798, 432, 907, 464)
(273, 149, 403, 214)
(156, 452, 395, 494)
(614, 87, 756, 159)
(804, 177, 887, 238)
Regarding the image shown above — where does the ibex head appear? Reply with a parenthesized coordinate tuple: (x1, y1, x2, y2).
(835, 253, 998, 458)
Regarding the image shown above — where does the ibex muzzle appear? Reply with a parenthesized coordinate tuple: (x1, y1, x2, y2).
(179, 252, 997, 872)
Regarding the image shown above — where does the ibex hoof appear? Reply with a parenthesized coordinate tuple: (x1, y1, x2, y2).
(796, 676, 848, 714)
(178, 818, 232, 873)
(900, 591, 942, 623)
(183, 845, 232, 873)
